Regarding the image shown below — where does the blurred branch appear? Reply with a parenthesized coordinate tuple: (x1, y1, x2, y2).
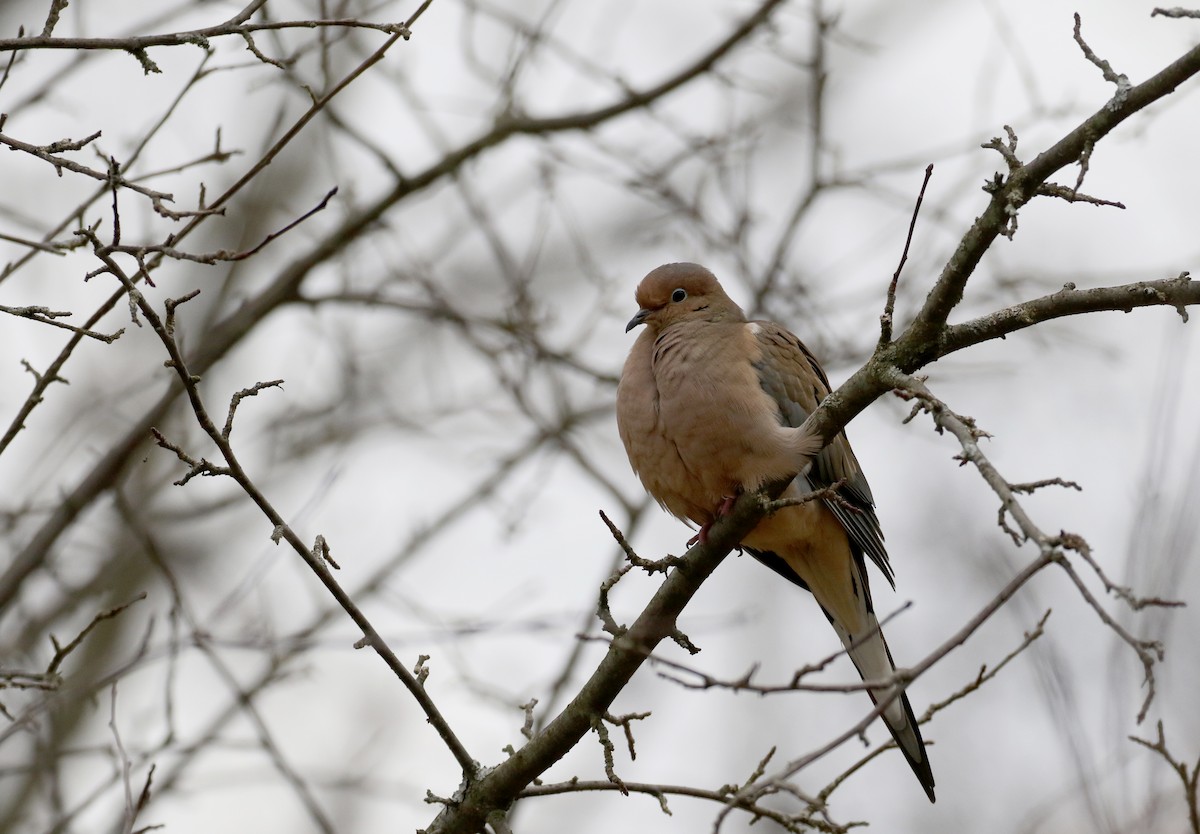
(0, 11, 417, 61)
(0, 4, 427, 614)
(493, 0, 787, 132)
(118, 496, 337, 834)
(77, 430, 547, 825)
(0, 0, 789, 622)
(77, 235, 481, 779)
(0, 594, 145, 698)
(423, 30, 1200, 831)
(750, 0, 836, 315)
(3, 4, 1199, 832)
(1129, 721, 1200, 834)
(0, 0, 803, 705)
(16, 424, 556, 830)
(298, 290, 618, 384)
(0, 605, 157, 748)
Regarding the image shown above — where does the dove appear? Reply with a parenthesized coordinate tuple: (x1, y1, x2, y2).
(616, 262, 935, 802)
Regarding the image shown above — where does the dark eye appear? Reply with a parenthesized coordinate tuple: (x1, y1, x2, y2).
(671, 288, 687, 303)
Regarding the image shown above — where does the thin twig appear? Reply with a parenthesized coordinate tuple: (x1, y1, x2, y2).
(79, 230, 481, 780)
(879, 163, 934, 347)
(1129, 721, 1200, 834)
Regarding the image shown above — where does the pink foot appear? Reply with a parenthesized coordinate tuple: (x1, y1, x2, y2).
(686, 494, 739, 546)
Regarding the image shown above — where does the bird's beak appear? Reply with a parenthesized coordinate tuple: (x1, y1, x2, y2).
(625, 308, 651, 333)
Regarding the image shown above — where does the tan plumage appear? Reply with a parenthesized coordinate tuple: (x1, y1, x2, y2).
(616, 262, 935, 802)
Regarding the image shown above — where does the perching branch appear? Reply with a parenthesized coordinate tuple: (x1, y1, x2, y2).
(422, 26, 1200, 831)
(4, 5, 1198, 833)
(799, 37, 1200, 448)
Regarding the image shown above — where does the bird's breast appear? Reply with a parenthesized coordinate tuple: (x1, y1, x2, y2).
(618, 322, 799, 525)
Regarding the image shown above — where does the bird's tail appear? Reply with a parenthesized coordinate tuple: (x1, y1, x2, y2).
(826, 603, 936, 803)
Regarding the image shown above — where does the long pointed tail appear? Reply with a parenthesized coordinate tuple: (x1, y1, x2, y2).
(827, 608, 936, 802)
(748, 527, 936, 800)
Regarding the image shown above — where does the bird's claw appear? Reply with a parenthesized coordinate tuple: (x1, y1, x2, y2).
(686, 494, 739, 547)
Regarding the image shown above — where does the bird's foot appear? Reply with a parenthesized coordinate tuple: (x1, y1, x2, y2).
(686, 494, 739, 547)
(716, 494, 737, 517)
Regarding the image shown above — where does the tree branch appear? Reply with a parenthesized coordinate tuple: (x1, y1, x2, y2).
(939, 272, 1196, 353)
(421, 490, 774, 834)
(799, 39, 1200, 449)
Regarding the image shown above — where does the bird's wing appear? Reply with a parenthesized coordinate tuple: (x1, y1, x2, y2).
(750, 321, 894, 588)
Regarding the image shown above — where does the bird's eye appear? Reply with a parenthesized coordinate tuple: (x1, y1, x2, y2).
(671, 288, 687, 303)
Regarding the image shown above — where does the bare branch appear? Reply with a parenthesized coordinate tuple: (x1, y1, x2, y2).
(0, 129, 175, 204)
(48, 594, 147, 675)
(883, 370, 1172, 722)
(879, 164, 934, 347)
(1152, 7, 1200, 18)
(599, 509, 685, 574)
(0, 18, 416, 56)
(590, 713, 628, 795)
(92, 236, 482, 777)
(817, 610, 1050, 804)
(0, 304, 124, 342)
(799, 34, 1200, 449)
(1073, 13, 1133, 100)
(222, 379, 285, 440)
(1129, 721, 1200, 834)
(1036, 181, 1125, 208)
(920, 609, 1052, 720)
(940, 272, 1197, 352)
(425, 488, 782, 834)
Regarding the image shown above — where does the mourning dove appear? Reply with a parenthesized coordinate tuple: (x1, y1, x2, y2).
(616, 262, 935, 802)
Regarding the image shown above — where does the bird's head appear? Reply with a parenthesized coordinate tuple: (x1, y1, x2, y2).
(625, 262, 746, 333)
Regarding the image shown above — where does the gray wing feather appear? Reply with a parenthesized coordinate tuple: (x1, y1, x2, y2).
(751, 323, 894, 589)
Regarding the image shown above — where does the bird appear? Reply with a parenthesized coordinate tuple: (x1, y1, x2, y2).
(615, 262, 935, 802)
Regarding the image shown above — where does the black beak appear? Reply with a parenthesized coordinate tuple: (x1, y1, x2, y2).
(625, 309, 650, 333)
